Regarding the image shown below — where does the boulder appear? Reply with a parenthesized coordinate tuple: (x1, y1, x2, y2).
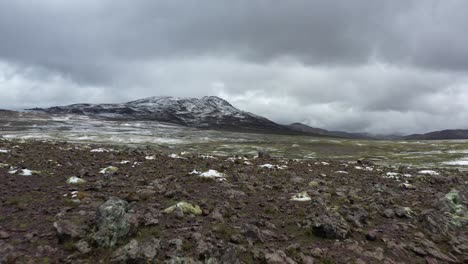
(92, 197, 136, 247)
(311, 212, 350, 239)
(53, 220, 89, 242)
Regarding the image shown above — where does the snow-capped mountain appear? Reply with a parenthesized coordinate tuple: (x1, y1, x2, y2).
(30, 96, 289, 132)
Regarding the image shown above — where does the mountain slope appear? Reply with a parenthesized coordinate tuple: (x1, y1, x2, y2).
(287, 122, 375, 139)
(404, 129, 468, 140)
(30, 96, 291, 133)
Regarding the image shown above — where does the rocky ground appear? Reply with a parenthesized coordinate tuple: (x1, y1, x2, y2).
(0, 139, 467, 264)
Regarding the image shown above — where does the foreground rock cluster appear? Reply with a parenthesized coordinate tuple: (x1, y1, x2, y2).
(0, 139, 467, 263)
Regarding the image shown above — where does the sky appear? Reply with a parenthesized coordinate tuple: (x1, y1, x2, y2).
(0, 0, 467, 135)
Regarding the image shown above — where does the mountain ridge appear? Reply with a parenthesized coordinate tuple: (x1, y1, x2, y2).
(28, 96, 468, 140)
(29, 96, 295, 134)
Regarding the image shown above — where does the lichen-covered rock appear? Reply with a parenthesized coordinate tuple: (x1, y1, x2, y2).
(163, 202, 202, 216)
(111, 238, 159, 263)
(92, 197, 136, 247)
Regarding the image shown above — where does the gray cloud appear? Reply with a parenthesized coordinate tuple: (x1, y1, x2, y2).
(0, 0, 467, 134)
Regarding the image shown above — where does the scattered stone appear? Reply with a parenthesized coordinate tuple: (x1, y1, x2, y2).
(136, 189, 156, 200)
(366, 229, 379, 241)
(265, 250, 297, 264)
(0, 231, 10, 239)
(99, 166, 119, 174)
(111, 238, 159, 263)
(75, 240, 92, 254)
(242, 224, 265, 244)
(53, 220, 89, 242)
(383, 209, 395, 218)
(311, 212, 350, 239)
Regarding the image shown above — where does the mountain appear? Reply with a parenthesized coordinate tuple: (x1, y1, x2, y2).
(30, 96, 293, 133)
(404, 129, 468, 140)
(287, 122, 375, 139)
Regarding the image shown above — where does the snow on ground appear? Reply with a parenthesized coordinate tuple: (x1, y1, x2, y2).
(0, 148, 10, 153)
(291, 191, 312, 202)
(418, 170, 440, 175)
(335, 171, 349, 174)
(67, 176, 86, 184)
(443, 158, 468, 166)
(190, 169, 226, 181)
(90, 148, 114, 153)
(259, 164, 288, 170)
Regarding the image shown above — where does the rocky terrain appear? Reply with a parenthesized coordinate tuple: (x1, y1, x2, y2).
(0, 138, 467, 263)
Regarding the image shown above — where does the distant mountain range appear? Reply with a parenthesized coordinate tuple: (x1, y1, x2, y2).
(286, 122, 374, 139)
(27, 96, 468, 140)
(404, 129, 468, 140)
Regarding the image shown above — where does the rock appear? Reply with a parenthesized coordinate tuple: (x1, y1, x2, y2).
(142, 210, 160, 226)
(111, 238, 159, 263)
(209, 208, 225, 222)
(311, 212, 350, 239)
(265, 250, 297, 264)
(92, 197, 136, 247)
(136, 189, 156, 200)
(290, 176, 304, 183)
(99, 166, 119, 175)
(165, 257, 202, 264)
(0, 241, 15, 264)
(310, 248, 324, 258)
(0, 231, 10, 239)
(161, 238, 183, 257)
(383, 209, 395, 218)
(242, 224, 265, 244)
(75, 240, 92, 254)
(53, 220, 89, 242)
(258, 151, 271, 159)
(300, 254, 315, 264)
(308, 181, 319, 188)
(67, 176, 87, 184)
(366, 229, 379, 241)
(163, 202, 202, 216)
(395, 207, 413, 218)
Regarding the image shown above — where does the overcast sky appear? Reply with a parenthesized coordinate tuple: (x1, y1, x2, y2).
(0, 0, 467, 134)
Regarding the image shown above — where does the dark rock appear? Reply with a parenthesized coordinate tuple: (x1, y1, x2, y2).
(111, 238, 159, 263)
(366, 229, 379, 241)
(311, 212, 350, 239)
(53, 220, 89, 242)
(258, 151, 271, 159)
(242, 224, 265, 244)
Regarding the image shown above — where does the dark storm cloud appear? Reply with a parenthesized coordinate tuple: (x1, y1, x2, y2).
(0, 0, 467, 134)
